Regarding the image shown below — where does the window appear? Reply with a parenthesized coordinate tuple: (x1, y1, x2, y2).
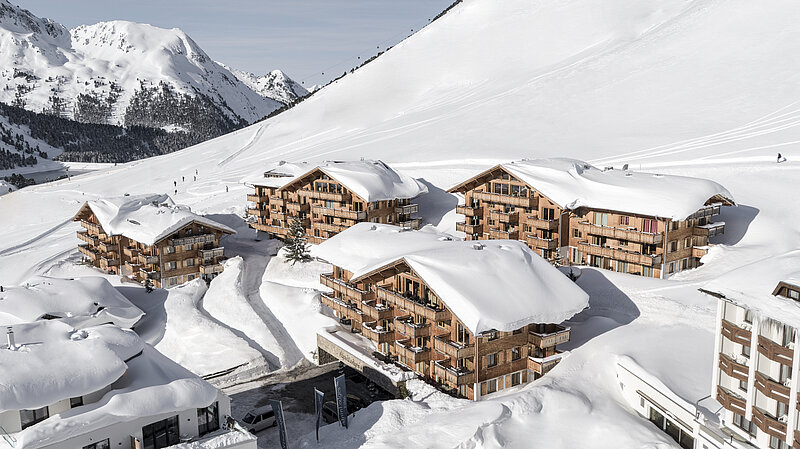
(780, 364, 791, 383)
(512, 328, 523, 335)
(487, 353, 498, 367)
(593, 212, 608, 226)
(776, 400, 788, 419)
(744, 309, 754, 324)
(619, 215, 630, 226)
(20, 406, 49, 429)
(198, 402, 220, 436)
(487, 331, 498, 341)
(669, 240, 678, 252)
(83, 439, 110, 449)
(185, 243, 193, 251)
(511, 347, 521, 361)
(671, 221, 679, 231)
(642, 267, 654, 277)
(458, 385, 469, 398)
(770, 435, 790, 449)
(782, 324, 794, 347)
(168, 277, 178, 287)
(684, 237, 691, 248)
(742, 344, 751, 358)
(186, 258, 195, 267)
(70, 396, 83, 408)
(437, 321, 447, 329)
(166, 261, 177, 271)
(486, 379, 497, 394)
(142, 415, 180, 449)
(511, 372, 521, 386)
(732, 413, 757, 437)
(642, 219, 658, 234)
(668, 262, 675, 274)
(542, 208, 555, 220)
(650, 407, 694, 449)
(739, 379, 747, 392)
(573, 228, 581, 238)
(456, 322, 469, 345)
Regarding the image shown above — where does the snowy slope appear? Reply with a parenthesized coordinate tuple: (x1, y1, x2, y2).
(221, 65, 308, 105)
(0, 0, 283, 124)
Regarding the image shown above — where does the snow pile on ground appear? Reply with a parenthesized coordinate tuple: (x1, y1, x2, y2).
(0, 321, 143, 412)
(153, 280, 263, 378)
(0, 275, 143, 328)
(459, 158, 735, 220)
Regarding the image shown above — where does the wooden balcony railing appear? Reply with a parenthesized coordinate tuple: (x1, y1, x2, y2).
(395, 339, 430, 365)
(247, 208, 269, 217)
(123, 247, 139, 258)
(397, 218, 422, 230)
(320, 273, 370, 302)
(298, 190, 350, 201)
(577, 242, 662, 267)
(433, 359, 475, 386)
(751, 406, 787, 439)
(473, 191, 538, 208)
(720, 319, 752, 346)
(76, 230, 96, 245)
(524, 216, 559, 231)
(395, 204, 419, 215)
(455, 222, 482, 235)
(754, 371, 791, 404)
(78, 244, 98, 261)
(716, 385, 746, 416)
(576, 222, 663, 245)
(528, 352, 564, 375)
(489, 228, 518, 240)
(361, 321, 395, 344)
(269, 197, 286, 207)
(455, 205, 478, 217)
(525, 235, 559, 250)
(692, 246, 709, 258)
(286, 202, 310, 212)
(376, 286, 449, 322)
(314, 222, 350, 234)
(80, 220, 103, 234)
(170, 233, 216, 247)
(718, 353, 749, 382)
(246, 194, 267, 203)
(200, 247, 225, 259)
(361, 300, 393, 321)
(433, 335, 474, 359)
(139, 268, 160, 280)
(529, 324, 570, 348)
(757, 335, 794, 366)
(320, 293, 363, 322)
(688, 204, 722, 219)
(488, 210, 518, 224)
(394, 316, 432, 339)
(199, 263, 224, 275)
(312, 206, 366, 220)
(138, 253, 159, 266)
(693, 222, 725, 238)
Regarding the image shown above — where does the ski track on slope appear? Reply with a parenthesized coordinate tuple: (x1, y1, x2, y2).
(0, 218, 73, 257)
(217, 124, 268, 167)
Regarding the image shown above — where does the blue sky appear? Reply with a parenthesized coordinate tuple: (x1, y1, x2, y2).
(16, 0, 454, 87)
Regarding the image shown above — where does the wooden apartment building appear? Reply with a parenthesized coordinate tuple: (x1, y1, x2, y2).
(73, 194, 234, 289)
(313, 223, 589, 400)
(704, 251, 800, 449)
(247, 160, 427, 244)
(449, 159, 734, 278)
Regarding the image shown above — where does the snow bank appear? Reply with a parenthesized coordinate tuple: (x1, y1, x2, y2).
(0, 275, 143, 328)
(77, 193, 235, 246)
(314, 223, 589, 333)
(0, 321, 143, 412)
(153, 280, 262, 377)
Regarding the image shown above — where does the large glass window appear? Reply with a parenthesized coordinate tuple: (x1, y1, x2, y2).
(487, 353, 497, 367)
(142, 415, 180, 449)
(732, 413, 757, 437)
(20, 406, 49, 429)
(198, 402, 220, 436)
(83, 439, 110, 449)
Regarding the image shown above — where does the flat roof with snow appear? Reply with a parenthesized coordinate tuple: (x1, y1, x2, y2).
(73, 194, 235, 246)
(449, 158, 735, 221)
(282, 159, 428, 203)
(241, 161, 311, 188)
(313, 223, 589, 334)
(0, 276, 144, 329)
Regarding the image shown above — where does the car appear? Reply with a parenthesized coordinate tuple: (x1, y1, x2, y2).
(241, 406, 276, 433)
(320, 395, 368, 424)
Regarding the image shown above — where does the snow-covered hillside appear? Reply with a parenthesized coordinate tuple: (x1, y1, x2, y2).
(0, 0, 287, 125)
(222, 65, 308, 105)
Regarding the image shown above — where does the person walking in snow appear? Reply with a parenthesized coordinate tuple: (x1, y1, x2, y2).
(182, 176, 185, 182)
(173, 180, 177, 187)
(778, 153, 782, 163)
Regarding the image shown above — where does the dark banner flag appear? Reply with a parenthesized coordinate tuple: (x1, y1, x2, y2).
(270, 400, 288, 449)
(314, 388, 324, 441)
(334, 374, 348, 428)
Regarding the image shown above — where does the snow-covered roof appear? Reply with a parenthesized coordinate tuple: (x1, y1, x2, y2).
(0, 276, 144, 329)
(74, 194, 235, 246)
(284, 160, 428, 203)
(450, 158, 735, 221)
(313, 223, 589, 334)
(16, 345, 220, 449)
(702, 250, 800, 328)
(241, 161, 311, 188)
(0, 320, 144, 412)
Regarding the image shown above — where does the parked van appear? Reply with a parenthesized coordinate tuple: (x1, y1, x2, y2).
(241, 406, 276, 433)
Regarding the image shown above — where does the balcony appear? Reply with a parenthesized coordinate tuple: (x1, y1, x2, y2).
(298, 190, 350, 201)
(693, 222, 725, 238)
(718, 353, 749, 382)
(361, 321, 395, 344)
(754, 371, 791, 404)
(314, 222, 350, 234)
(488, 210, 518, 224)
(138, 253, 159, 266)
(80, 220, 103, 234)
(524, 216, 560, 231)
(716, 386, 746, 416)
(528, 351, 565, 375)
(525, 235, 559, 250)
(247, 208, 269, 217)
(473, 191, 537, 208)
(529, 324, 571, 348)
(97, 241, 115, 253)
(751, 406, 787, 439)
(361, 300, 393, 321)
(397, 218, 422, 230)
(78, 244, 98, 261)
(433, 359, 475, 386)
(692, 246, 709, 259)
(312, 205, 366, 220)
(395, 339, 430, 365)
(488, 228, 518, 240)
(433, 335, 475, 359)
(200, 247, 225, 259)
(99, 257, 119, 270)
(395, 204, 419, 215)
(269, 197, 286, 207)
(688, 204, 722, 219)
(199, 263, 224, 275)
(576, 222, 663, 245)
(320, 293, 363, 322)
(394, 316, 432, 339)
(577, 242, 662, 267)
(170, 233, 216, 247)
(140, 268, 160, 280)
(320, 273, 371, 302)
(123, 247, 139, 258)
(720, 319, 752, 346)
(757, 335, 794, 367)
(76, 230, 96, 245)
(246, 194, 267, 203)
(376, 286, 449, 322)
(455, 205, 478, 217)
(286, 202, 310, 212)
(455, 222, 482, 235)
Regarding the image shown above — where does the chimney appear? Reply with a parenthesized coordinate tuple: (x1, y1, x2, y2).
(7, 327, 16, 351)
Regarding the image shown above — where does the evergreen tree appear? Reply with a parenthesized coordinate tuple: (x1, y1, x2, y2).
(284, 217, 310, 265)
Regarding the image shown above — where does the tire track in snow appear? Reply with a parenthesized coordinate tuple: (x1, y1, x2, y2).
(217, 124, 267, 167)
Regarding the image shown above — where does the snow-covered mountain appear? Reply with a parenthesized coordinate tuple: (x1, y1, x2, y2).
(221, 65, 309, 105)
(0, 0, 285, 127)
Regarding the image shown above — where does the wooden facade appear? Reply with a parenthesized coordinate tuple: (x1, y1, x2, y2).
(248, 167, 421, 244)
(711, 281, 800, 448)
(319, 260, 571, 400)
(449, 165, 732, 278)
(74, 208, 231, 289)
